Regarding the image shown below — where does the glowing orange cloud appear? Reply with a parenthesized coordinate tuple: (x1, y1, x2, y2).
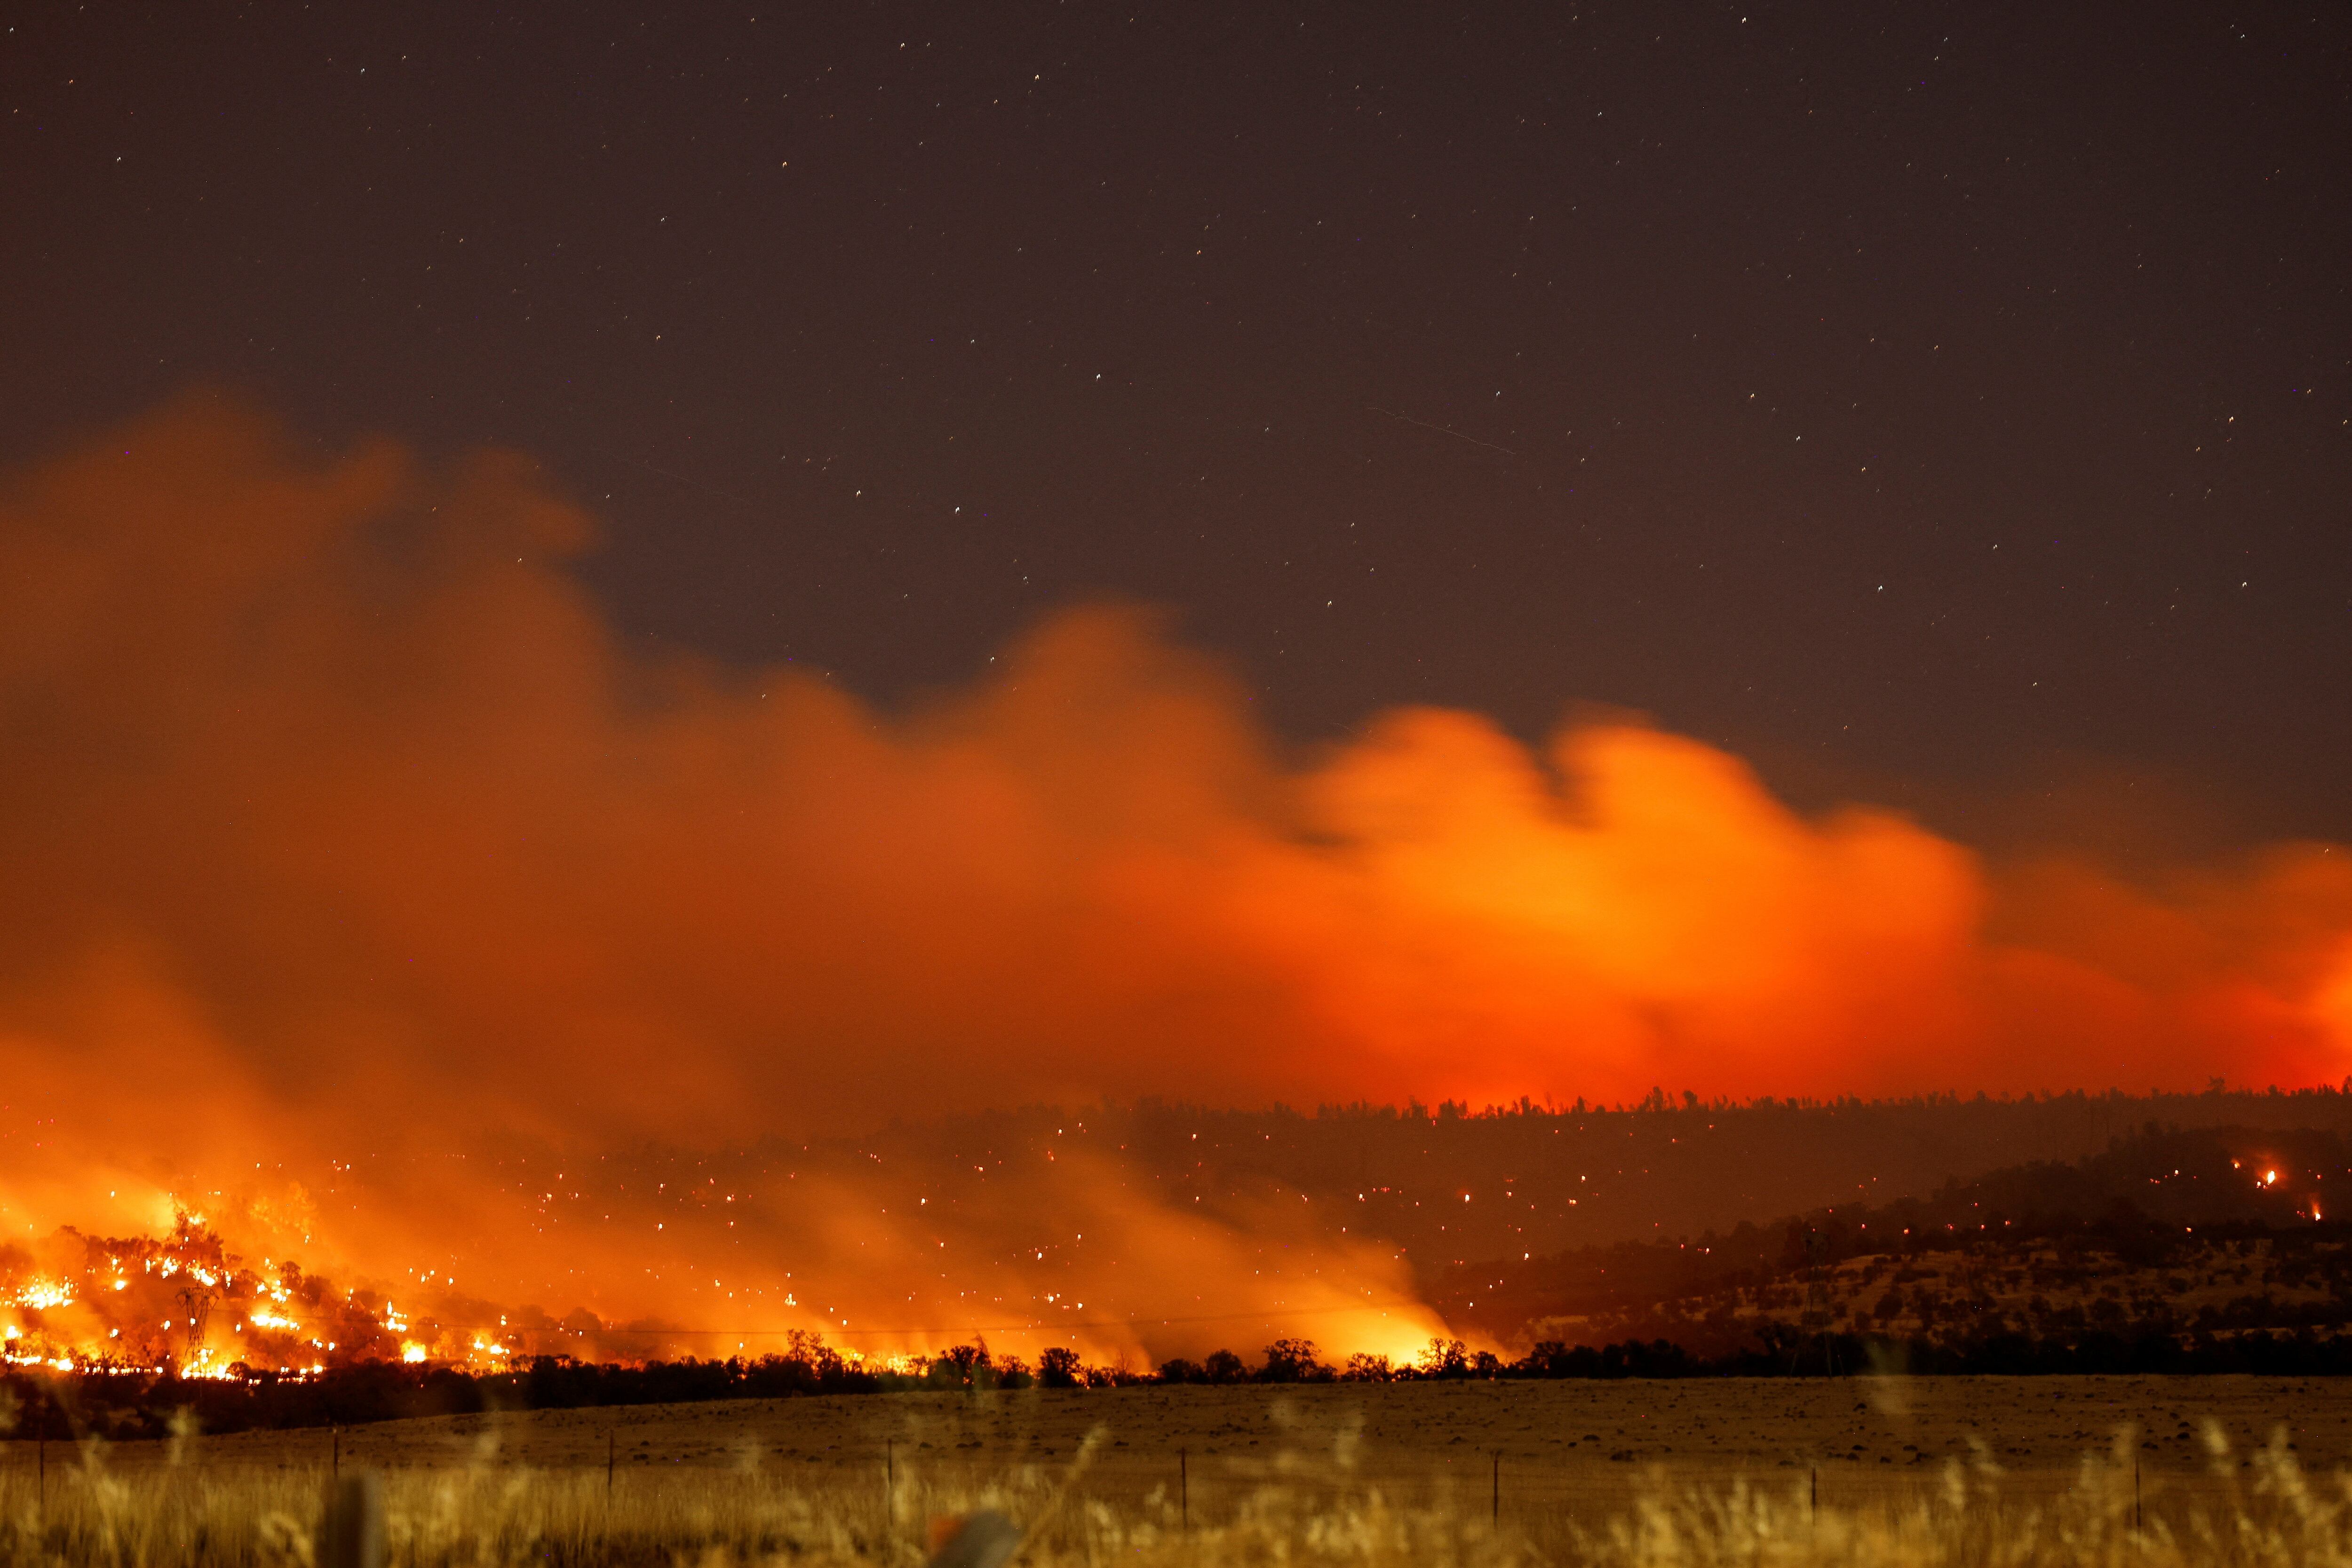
(1, 396, 2348, 1355)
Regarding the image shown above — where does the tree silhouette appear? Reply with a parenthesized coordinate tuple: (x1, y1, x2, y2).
(1258, 1338, 1329, 1382)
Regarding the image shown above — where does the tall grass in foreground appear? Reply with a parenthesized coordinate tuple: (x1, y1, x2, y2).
(0, 1424, 2347, 1568)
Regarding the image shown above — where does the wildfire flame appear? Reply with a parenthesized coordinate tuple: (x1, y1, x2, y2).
(0, 1215, 538, 1378)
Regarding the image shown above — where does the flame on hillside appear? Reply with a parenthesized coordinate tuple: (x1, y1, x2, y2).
(0, 1215, 856, 1380)
(0, 1215, 394, 1377)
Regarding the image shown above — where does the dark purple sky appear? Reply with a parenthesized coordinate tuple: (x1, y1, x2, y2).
(5, 1, 2345, 858)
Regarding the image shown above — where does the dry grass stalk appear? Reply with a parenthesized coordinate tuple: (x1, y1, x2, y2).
(0, 1420, 2347, 1567)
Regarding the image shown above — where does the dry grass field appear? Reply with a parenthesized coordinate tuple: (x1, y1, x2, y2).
(8, 1378, 2352, 1565)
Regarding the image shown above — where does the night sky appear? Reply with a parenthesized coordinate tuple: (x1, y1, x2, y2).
(6, 2, 2346, 857)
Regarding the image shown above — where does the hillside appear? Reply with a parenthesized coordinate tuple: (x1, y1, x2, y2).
(1436, 1124, 2352, 1356)
(537, 1086, 2352, 1297)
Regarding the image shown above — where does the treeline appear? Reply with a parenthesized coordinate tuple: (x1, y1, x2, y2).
(1153, 1326, 2352, 1383)
(14, 1319, 2352, 1442)
(1, 1347, 878, 1441)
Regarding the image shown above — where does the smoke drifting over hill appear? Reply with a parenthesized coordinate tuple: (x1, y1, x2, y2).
(3, 397, 2352, 1363)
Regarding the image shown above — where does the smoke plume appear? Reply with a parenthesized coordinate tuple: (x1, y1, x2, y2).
(1, 396, 2348, 1362)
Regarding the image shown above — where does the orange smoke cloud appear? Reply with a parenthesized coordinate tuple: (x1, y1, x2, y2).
(2, 396, 2349, 1357)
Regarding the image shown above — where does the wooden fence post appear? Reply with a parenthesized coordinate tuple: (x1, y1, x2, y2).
(317, 1472, 385, 1568)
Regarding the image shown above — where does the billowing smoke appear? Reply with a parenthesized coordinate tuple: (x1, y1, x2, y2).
(1, 396, 2348, 1363)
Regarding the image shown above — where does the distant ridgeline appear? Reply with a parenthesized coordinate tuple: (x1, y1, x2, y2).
(14, 1123, 2352, 1439)
(780, 1085, 2352, 1283)
(358, 1083, 2352, 1304)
